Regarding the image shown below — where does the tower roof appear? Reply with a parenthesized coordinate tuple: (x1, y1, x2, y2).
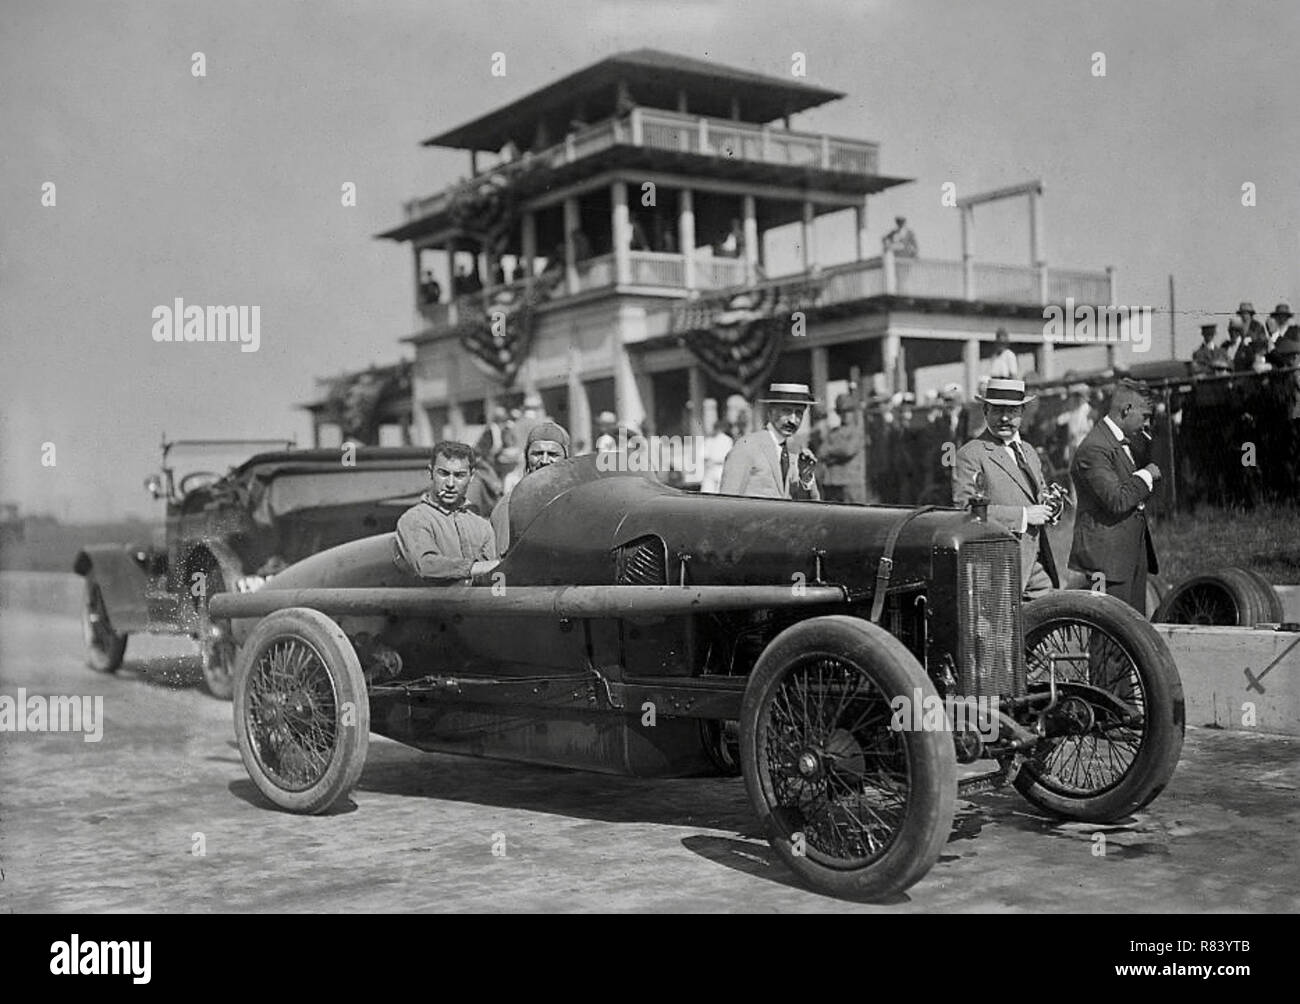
(423, 48, 845, 151)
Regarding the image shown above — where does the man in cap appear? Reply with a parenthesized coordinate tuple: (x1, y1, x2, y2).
(952, 378, 1059, 599)
(989, 328, 1019, 379)
(490, 421, 571, 554)
(818, 393, 868, 504)
(1191, 323, 1220, 375)
(1068, 380, 1162, 612)
(393, 441, 499, 583)
(1266, 302, 1296, 361)
(720, 383, 820, 499)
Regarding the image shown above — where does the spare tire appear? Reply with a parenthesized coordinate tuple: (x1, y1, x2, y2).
(1153, 567, 1277, 626)
(1242, 569, 1284, 623)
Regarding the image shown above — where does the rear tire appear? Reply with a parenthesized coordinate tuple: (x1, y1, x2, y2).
(740, 615, 956, 900)
(234, 607, 369, 814)
(82, 577, 127, 673)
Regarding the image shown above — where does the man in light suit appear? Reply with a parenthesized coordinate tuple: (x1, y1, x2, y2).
(1068, 380, 1161, 612)
(951, 378, 1059, 600)
(720, 382, 821, 500)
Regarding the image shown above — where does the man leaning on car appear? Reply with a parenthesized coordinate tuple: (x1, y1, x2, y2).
(393, 441, 500, 583)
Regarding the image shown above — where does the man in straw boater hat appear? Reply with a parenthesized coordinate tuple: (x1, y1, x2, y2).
(1068, 378, 1161, 613)
(720, 382, 821, 499)
(951, 377, 1059, 600)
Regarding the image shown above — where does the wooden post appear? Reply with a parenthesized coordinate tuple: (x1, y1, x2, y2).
(961, 205, 974, 300)
(612, 181, 630, 286)
(854, 200, 868, 261)
(679, 188, 696, 291)
(801, 200, 817, 272)
(564, 197, 580, 295)
(963, 337, 980, 400)
(742, 195, 759, 285)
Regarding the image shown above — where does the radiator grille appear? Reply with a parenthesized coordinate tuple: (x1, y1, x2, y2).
(615, 536, 668, 585)
(956, 539, 1024, 698)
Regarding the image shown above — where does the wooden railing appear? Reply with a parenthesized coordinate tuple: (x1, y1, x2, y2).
(404, 109, 882, 219)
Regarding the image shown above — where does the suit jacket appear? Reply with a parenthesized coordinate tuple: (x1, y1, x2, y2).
(818, 421, 865, 487)
(1068, 420, 1158, 579)
(719, 429, 820, 500)
(951, 431, 1059, 588)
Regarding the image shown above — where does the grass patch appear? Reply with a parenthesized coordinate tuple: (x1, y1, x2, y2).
(1149, 504, 1300, 585)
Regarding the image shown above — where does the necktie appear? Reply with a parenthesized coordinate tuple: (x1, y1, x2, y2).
(1011, 441, 1039, 496)
(779, 444, 790, 488)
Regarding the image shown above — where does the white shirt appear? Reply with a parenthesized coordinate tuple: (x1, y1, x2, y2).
(1101, 415, 1153, 503)
(990, 348, 1019, 379)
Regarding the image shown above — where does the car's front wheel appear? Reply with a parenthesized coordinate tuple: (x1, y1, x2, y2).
(82, 576, 127, 673)
(1015, 591, 1184, 821)
(740, 615, 956, 901)
(234, 607, 369, 814)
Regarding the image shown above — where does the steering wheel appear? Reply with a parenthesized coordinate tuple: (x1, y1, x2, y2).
(178, 471, 223, 494)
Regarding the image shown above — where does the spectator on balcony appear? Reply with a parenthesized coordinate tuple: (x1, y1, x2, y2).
(882, 216, 918, 258)
(630, 217, 651, 252)
(570, 227, 592, 262)
(719, 219, 745, 258)
(989, 328, 1019, 379)
(419, 270, 442, 306)
(452, 260, 482, 297)
(659, 228, 677, 254)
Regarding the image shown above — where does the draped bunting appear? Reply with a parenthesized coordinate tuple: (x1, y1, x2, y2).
(679, 278, 825, 398)
(453, 277, 564, 386)
(323, 363, 412, 444)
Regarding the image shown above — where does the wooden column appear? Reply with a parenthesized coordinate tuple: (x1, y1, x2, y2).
(564, 197, 580, 295)
(612, 180, 630, 286)
(688, 365, 706, 437)
(963, 337, 981, 400)
(801, 200, 817, 271)
(961, 205, 975, 300)
(882, 332, 902, 394)
(811, 347, 830, 413)
(854, 200, 868, 261)
(679, 188, 696, 290)
(1036, 340, 1055, 380)
(742, 195, 759, 285)
(521, 211, 537, 295)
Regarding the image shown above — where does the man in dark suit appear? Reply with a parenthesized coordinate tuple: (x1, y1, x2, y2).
(952, 378, 1059, 599)
(720, 382, 820, 500)
(1068, 380, 1162, 611)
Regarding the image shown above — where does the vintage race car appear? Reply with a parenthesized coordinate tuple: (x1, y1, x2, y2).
(212, 455, 1185, 900)
(74, 438, 431, 698)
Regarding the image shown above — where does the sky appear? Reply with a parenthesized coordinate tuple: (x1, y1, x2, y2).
(2, 0, 1296, 520)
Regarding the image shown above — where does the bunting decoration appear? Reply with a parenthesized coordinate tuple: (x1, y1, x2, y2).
(322, 362, 412, 445)
(453, 273, 562, 386)
(678, 277, 826, 398)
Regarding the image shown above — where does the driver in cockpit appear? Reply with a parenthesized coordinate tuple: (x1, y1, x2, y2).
(489, 421, 570, 555)
(393, 441, 500, 583)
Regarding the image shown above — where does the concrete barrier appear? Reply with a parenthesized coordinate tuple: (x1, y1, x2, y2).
(1153, 624, 1300, 736)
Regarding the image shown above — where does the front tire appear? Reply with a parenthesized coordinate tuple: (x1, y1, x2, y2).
(740, 615, 956, 900)
(234, 607, 369, 814)
(1015, 591, 1184, 821)
(82, 576, 127, 673)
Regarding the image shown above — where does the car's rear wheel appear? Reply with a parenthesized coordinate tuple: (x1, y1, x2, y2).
(739, 615, 956, 900)
(234, 607, 369, 814)
(198, 565, 237, 700)
(82, 576, 127, 673)
(1015, 591, 1184, 821)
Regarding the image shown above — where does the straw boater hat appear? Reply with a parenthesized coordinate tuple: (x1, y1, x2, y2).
(976, 377, 1036, 406)
(759, 382, 816, 406)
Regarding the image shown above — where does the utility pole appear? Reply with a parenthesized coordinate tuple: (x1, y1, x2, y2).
(1168, 274, 1176, 359)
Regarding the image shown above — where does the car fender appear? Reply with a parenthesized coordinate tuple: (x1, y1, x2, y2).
(73, 544, 151, 633)
(180, 538, 247, 598)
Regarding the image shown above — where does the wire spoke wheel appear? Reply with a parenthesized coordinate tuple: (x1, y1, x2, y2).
(761, 657, 906, 867)
(1015, 592, 1184, 822)
(246, 638, 339, 791)
(234, 607, 369, 814)
(1162, 583, 1237, 626)
(1024, 620, 1143, 797)
(740, 616, 955, 900)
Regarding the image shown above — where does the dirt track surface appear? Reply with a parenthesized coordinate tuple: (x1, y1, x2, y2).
(2, 573, 1297, 913)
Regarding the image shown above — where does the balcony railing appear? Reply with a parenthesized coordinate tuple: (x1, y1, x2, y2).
(672, 255, 1115, 332)
(404, 109, 882, 219)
